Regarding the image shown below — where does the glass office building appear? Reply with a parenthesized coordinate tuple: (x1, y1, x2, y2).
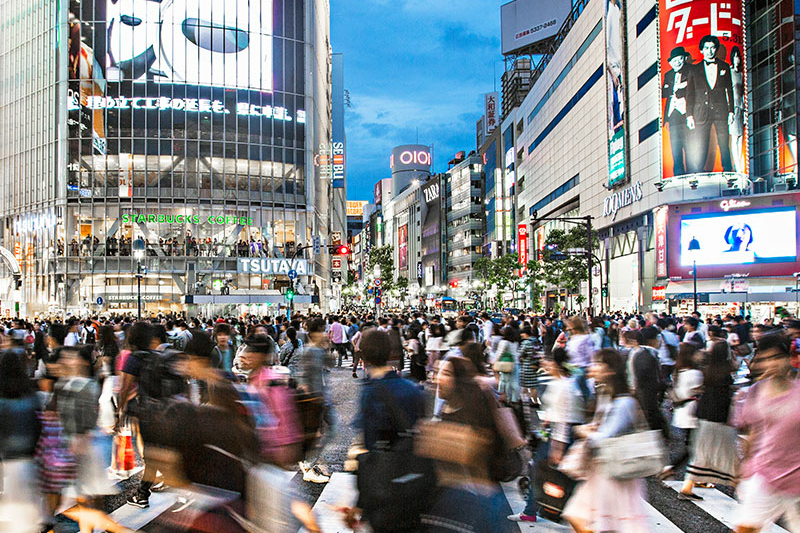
(0, 0, 333, 316)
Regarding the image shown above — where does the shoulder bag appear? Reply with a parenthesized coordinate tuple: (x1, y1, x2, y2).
(594, 399, 668, 480)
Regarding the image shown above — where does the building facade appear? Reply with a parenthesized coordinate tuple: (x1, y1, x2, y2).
(445, 153, 484, 301)
(510, 0, 800, 319)
(0, 0, 336, 317)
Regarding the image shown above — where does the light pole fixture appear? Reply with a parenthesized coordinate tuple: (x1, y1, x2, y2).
(688, 237, 701, 314)
(133, 237, 146, 320)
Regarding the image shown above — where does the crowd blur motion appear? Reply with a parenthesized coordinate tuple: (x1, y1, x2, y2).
(0, 309, 798, 533)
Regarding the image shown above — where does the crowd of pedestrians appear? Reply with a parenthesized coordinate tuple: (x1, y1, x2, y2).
(0, 308, 797, 532)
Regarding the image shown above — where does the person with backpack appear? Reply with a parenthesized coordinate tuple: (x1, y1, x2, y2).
(338, 328, 430, 533)
(116, 321, 187, 509)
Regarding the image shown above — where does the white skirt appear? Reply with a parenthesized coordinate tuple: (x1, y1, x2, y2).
(0, 458, 45, 533)
(562, 469, 649, 533)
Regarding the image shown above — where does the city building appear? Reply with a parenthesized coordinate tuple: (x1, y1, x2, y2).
(0, 0, 336, 317)
(509, 0, 800, 319)
(445, 152, 485, 302)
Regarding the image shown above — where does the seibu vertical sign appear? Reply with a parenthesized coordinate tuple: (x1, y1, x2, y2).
(518, 224, 529, 273)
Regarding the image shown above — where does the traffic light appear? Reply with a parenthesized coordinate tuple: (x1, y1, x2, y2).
(337, 245, 351, 255)
(285, 287, 295, 301)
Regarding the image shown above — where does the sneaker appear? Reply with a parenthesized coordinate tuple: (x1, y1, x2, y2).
(658, 466, 675, 481)
(507, 513, 537, 522)
(303, 465, 330, 484)
(352, 372, 358, 378)
(127, 492, 150, 508)
(315, 463, 331, 477)
(678, 492, 704, 501)
(298, 461, 310, 474)
(151, 480, 166, 492)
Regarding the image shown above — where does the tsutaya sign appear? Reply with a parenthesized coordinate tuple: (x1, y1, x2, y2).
(602, 181, 643, 220)
(238, 258, 310, 276)
(237, 258, 311, 276)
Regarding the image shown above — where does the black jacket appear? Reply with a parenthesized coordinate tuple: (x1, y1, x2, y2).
(687, 59, 734, 123)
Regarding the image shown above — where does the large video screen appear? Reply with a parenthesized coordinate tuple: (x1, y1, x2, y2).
(67, 0, 305, 156)
(679, 207, 797, 267)
(659, 0, 747, 179)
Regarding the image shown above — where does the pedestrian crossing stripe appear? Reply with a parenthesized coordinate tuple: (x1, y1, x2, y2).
(112, 471, 784, 533)
(663, 480, 790, 533)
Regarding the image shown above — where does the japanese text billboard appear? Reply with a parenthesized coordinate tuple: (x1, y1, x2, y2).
(659, 0, 746, 180)
(606, 0, 627, 187)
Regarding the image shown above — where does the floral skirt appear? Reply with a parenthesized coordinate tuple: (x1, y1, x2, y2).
(562, 470, 649, 533)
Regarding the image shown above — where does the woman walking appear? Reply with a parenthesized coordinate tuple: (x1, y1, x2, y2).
(660, 343, 703, 480)
(680, 341, 738, 500)
(562, 348, 650, 533)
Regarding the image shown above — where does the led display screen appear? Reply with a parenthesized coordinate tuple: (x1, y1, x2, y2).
(679, 208, 797, 267)
(67, 0, 305, 158)
(659, 0, 747, 179)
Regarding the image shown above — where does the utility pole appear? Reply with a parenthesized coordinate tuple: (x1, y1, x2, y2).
(586, 216, 593, 317)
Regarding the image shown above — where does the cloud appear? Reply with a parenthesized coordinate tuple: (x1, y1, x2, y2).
(331, 0, 503, 200)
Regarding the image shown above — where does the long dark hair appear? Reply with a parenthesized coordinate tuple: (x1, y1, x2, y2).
(703, 341, 733, 386)
(674, 342, 698, 376)
(730, 45, 742, 71)
(594, 348, 630, 398)
(0, 349, 35, 398)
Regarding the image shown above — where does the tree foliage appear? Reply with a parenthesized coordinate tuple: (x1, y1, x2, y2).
(474, 253, 521, 308)
(539, 226, 600, 305)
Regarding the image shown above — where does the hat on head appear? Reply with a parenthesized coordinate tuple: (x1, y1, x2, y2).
(668, 46, 691, 61)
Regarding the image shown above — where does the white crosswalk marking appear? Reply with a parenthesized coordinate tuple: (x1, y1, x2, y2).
(300, 472, 363, 533)
(664, 481, 791, 533)
(111, 469, 297, 531)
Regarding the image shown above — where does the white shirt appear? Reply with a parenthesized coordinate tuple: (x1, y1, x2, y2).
(657, 330, 680, 365)
(671, 368, 703, 429)
(65, 331, 80, 346)
(704, 61, 718, 89)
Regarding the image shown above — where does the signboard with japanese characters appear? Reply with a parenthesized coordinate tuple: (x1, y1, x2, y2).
(659, 0, 747, 180)
(484, 92, 499, 136)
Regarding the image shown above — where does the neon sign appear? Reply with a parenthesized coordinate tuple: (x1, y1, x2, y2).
(719, 199, 751, 211)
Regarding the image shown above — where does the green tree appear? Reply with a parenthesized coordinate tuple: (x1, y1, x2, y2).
(474, 253, 521, 309)
(540, 226, 600, 307)
(523, 259, 547, 313)
(395, 276, 409, 303)
(365, 245, 394, 300)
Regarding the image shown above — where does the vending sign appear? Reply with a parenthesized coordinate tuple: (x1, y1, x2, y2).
(659, 0, 747, 179)
(652, 285, 667, 301)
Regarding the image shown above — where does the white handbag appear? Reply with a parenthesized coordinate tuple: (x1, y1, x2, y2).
(594, 399, 668, 480)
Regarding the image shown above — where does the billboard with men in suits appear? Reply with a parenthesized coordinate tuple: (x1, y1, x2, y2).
(659, 0, 746, 180)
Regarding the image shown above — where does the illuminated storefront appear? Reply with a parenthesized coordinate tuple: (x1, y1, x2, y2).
(0, 0, 333, 316)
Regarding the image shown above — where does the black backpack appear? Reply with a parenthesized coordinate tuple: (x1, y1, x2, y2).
(133, 349, 187, 412)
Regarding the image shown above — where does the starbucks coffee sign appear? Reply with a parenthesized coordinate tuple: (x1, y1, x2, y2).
(602, 181, 643, 220)
(238, 258, 310, 276)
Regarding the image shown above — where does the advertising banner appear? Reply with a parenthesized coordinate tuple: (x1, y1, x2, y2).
(518, 224, 528, 268)
(501, 0, 572, 55)
(667, 195, 800, 279)
(659, 0, 746, 179)
(67, 0, 306, 162)
(398, 224, 409, 271)
(654, 205, 668, 278)
(605, 0, 627, 187)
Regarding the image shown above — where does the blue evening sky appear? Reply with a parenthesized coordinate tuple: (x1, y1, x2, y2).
(331, 0, 503, 201)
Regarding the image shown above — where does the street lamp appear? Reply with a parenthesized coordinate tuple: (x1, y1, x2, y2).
(133, 237, 146, 320)
(688, 237, 701, 314)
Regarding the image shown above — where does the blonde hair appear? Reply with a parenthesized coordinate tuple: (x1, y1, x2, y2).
(567, 316, 588, 335)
